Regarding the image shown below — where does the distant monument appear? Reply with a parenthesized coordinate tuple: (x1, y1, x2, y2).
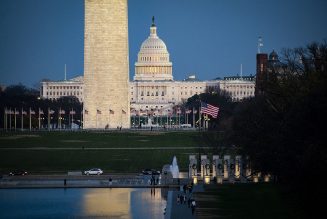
(83, 0, 130, 129)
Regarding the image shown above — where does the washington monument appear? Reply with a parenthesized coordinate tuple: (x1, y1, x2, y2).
(83, 0, 130, 129)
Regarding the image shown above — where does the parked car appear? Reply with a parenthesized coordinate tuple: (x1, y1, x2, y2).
(142, 169, 161, 175)
(84, 168, 103, 175)
(9, 170, 28, 176)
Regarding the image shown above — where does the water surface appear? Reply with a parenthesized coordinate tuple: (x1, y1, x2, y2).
(0, 188, 167, 219)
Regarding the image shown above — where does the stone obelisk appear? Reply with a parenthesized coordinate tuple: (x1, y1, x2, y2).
(84, 0, 130, 129)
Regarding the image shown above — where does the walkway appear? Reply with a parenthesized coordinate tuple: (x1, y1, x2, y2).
(165, 185, 204, 219)
(0, 146, 213, 150)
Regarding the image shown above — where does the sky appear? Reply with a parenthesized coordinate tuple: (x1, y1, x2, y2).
(0, 0, 327, 87)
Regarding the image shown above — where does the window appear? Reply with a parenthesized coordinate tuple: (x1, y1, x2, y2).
(162, 91, 165, 96)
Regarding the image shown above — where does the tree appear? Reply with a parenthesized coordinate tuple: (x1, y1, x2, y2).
(231, 41, 327, 215)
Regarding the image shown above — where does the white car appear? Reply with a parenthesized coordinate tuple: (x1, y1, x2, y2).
(84, 168, 103, 175)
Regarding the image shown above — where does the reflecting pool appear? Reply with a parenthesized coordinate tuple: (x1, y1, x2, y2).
(0, 188, 168, 219)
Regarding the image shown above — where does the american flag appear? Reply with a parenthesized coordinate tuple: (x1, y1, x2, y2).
(201, 102, 219, 118)
(186, 109, 192, 114)
(60, 110, 65, 114)
(30, 109, 36, 115)
(69, 110, 76, 115)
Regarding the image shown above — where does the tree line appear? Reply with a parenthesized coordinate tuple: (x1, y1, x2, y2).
(183, 41, 326, 214)
(0, 85, 82, 129)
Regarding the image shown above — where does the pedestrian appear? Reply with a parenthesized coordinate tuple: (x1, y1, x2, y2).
(64, 179, 67, 186)
(191, 200, 196, 215)
(188, 197, 191, 208)
(177, 194, 180, 204)
(183, 194, 186, 204)
(183, 184, 186, 193)
(109, 177, 112, 186)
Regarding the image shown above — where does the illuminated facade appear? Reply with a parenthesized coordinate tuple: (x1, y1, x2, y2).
(40, 76, 84, 102)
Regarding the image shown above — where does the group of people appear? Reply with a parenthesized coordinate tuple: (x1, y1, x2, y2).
(176, 184, 196, 215)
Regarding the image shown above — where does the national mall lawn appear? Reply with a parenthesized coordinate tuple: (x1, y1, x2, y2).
(0, 130, 304, 218)
(0, 130, 216, 174)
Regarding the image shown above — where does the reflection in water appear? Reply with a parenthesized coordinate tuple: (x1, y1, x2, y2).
(0, 188, 167, 219)
(83, 188, 166, 218)
(82, 188, 132, 218)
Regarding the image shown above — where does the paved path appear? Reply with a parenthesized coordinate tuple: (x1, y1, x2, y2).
(165, 185, 204, 219)
(0, 146, 213, 150)
(0, 173, 176, 188)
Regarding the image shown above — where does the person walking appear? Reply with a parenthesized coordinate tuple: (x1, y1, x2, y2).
(191, 199, 196, 215)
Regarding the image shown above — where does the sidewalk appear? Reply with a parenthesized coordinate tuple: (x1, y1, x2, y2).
(165, 185, 204, 219)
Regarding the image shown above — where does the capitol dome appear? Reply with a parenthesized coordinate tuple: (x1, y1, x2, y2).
(134, 17, 173, 81)
(139, 33, 168, 54)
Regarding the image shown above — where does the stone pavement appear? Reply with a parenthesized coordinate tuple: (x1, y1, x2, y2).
(165, 185, 204, 219)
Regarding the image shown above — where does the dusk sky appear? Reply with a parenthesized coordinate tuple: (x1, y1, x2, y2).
(0, 0, 326, 87)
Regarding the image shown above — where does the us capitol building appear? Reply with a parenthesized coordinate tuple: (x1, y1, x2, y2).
(40, 18, 255, 114)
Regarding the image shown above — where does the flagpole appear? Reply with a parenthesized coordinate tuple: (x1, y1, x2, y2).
(71, 108, 74, 129)
(59, 107, 61, 130)
(21, 107, 23, 131)
(38, 108, 41, 130)
(120, 108, 122, 128)
(29, 108, 32, 131)
(193, 107, 195, 128)
(14, 108, 17, 131)
(3, 107, 6, 131)
(9, 108, 12, 130)
(48, 107, 50, 131)
(199, 105, 201, 131)
(3, 107, 6, 130)
(81, 109, 83, 129)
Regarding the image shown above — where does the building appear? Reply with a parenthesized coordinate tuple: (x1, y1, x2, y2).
(40, 76, 84, 102)
(40, 17, 256, 114)
(83, 0, 130, 129)
(255, 50, 285, 96)
(219, 78, 255, 101)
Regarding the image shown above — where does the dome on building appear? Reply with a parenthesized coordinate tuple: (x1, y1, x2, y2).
(269, 50, 279, 61)
(134, 17, 173, 81)
(140, 37, 168, 54)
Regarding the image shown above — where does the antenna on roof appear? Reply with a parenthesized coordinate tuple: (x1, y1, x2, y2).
(240, 64, 243, 79)
(258, 36, 263, 54)
(64, 64, 67, 81)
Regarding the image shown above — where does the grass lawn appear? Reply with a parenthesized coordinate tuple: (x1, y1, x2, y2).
(195, 184, 305, 219)
(0, 131, 217, 173)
